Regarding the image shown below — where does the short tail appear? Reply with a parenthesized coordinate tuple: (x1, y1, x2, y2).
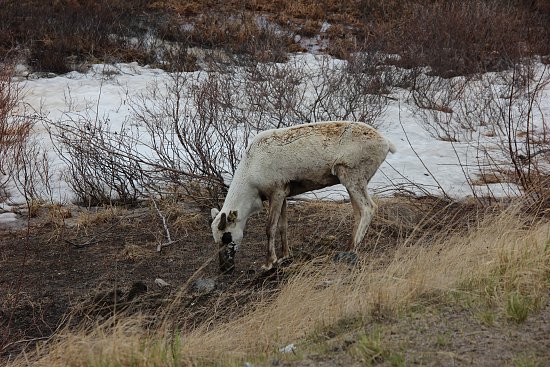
(387, 139, 397, 154)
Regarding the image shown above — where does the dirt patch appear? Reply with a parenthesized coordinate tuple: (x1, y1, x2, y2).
(386, 302, 550, 366)
(280, 302, 550, 367)
(0, 197, 492, 361)
(0, 200, 337, 359)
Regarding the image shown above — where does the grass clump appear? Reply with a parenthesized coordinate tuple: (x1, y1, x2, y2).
(352, 328, 405, 367)
(512, 353, 544, 367)
(506, 291, 534, 323)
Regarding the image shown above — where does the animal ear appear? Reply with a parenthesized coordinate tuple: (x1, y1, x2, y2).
(228, 210, 238, 223)
(211, 208, 220, 219)
(218, 212, 227, 231)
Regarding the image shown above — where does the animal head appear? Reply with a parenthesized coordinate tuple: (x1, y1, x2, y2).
(211, 208, 242, 273)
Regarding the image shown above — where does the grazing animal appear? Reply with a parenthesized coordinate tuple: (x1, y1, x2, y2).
(211, 121, 396, 272)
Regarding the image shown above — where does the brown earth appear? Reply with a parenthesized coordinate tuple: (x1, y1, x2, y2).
(0, 199, 359, 360)
(2, 197, 548, 366)
(281, 302, 550, 367)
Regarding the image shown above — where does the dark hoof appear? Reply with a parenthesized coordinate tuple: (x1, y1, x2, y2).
(332, 251, 358, 267)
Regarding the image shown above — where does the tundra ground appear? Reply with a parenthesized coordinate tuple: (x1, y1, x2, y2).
(2, 196, 549, 366)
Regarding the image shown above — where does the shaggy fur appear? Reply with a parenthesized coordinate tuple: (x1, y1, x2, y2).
(211, 121, 396, 270)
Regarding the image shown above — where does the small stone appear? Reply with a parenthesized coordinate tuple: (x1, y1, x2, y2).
(154, 278, 170, 288)
(191, 278, 216, 294)
(332, 251, 358, 266)
(279, 343, 296, 353)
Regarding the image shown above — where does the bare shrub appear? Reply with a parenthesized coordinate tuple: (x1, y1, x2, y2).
(243, 60, 311, 128)
(307, 53, 391, 125)
(0, 66, 30, 180)
(2, 0, 550, 77)
(487, 62, 550, 197)
(48, 69, 251, 207)
(48, 54, 391, 206)
(244, 53, 392, 128)
(49, 114, 143, 206)
(386, 1, 547, 76)
(188, 13, 293, 65)
(129, 70, 254, 205)
(1, 0, 161, 73)
(0, 65, 51, 203)
(409, 73, 470, 142)
(410, 59, 550, 199)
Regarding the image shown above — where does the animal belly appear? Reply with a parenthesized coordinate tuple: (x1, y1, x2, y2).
(288, 175, 340, 196)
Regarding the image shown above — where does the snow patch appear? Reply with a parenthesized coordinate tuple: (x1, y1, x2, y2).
(0, 212, 18, 224)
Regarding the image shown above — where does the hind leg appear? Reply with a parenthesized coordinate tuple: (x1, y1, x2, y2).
(346, 188, 376, 251)
(335, 166, 377, 251)
(278, 198, 290, 259)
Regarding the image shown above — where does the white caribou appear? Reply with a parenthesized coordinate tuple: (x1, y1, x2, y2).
(211, 121, 396, 272)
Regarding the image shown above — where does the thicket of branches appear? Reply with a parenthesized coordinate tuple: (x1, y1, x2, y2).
(47, 53, 392, 207)
(0, 66, 50, 205)
(40, 52, 550, 208)
(409, 59, 550, 200)
(3, 54, 549, 209)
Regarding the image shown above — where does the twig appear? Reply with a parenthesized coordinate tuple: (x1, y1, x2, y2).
(66, 219, 121, 249)
(150, 196, 175, 252)
(381, 161, 435, 197)
(398, 101, 450, 199)
(2, 336, 50, 350)
(66, 238, 101, 248)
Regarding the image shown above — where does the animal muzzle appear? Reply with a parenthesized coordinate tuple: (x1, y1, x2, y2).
(219, 232, 238, 273)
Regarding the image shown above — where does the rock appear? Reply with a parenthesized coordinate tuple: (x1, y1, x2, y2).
(127, 281, 148, 301)
(191, 278, 216, 294)
(279, 343, 296, 354)
(154, 278, 170, 288)
(332, 251, 358, 267)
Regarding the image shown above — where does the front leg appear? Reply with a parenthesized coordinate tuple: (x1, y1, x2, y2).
(262, 189, 288, 270)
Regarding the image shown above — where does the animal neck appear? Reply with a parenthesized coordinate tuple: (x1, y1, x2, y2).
(221, 173, 261, 226)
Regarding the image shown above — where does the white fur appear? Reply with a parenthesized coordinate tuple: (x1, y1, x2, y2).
(211, 121, 395, 270)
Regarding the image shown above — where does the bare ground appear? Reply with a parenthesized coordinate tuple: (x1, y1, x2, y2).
(0, 199, 357, 360)
(1, 197, 549, 365)
(284, 302, 550, 367)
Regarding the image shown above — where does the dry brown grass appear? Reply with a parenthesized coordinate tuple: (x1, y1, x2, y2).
(75, 207, 127, 228)
(10, 200, 549, 366)
(119, 243, 151, 262)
